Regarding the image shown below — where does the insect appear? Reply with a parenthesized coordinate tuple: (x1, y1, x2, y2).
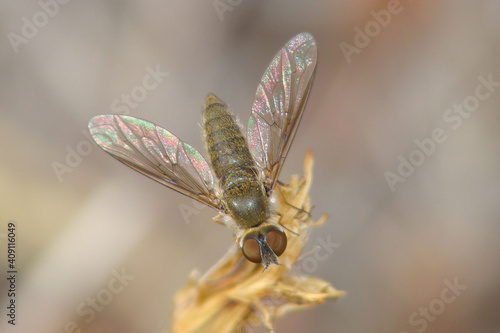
(88, 33, 317, 269)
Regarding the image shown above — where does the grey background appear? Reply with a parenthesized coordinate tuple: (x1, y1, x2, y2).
(1, 1, 500, 332)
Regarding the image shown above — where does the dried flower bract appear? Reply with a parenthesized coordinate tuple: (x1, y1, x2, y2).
(168, 151, 344, 333)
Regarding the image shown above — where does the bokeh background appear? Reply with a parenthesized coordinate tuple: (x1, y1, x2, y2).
(1, 1, 500, 332)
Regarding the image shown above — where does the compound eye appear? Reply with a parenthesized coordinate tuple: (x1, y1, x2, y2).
(242, 236, 261, 263)
(266, 229, 287, 257)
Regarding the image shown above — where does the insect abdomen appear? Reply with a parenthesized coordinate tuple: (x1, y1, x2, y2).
(203, 94, 267, 228)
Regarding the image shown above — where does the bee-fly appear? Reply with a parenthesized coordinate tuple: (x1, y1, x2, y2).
(88, 33, 317, 269)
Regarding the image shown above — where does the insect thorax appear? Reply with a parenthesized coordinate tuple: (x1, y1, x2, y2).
(203, 95, 268, 228)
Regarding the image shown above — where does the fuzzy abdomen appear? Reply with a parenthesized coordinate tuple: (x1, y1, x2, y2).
(203, 95, 267, 228)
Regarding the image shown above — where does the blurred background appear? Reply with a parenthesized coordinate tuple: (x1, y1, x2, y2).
(1, 1, 500, 332)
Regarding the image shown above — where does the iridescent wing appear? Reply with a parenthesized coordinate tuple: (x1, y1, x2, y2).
(88, 115, 221, 210)
(247, 32, 317, 190)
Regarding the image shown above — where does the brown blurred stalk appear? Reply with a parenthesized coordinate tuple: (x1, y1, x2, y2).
(168, 151, 344, 333)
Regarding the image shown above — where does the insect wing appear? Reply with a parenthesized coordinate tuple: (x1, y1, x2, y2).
(88, 115, 220, 209)
(247, 32, 317, 189)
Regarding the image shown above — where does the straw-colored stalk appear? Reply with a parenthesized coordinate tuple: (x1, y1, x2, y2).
(168, 151, 344, 333)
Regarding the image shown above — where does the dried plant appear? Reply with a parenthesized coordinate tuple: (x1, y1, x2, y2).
(168, 151, 344, 333)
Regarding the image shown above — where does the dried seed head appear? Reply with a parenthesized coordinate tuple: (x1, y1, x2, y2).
(168, 151, 344, 333)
